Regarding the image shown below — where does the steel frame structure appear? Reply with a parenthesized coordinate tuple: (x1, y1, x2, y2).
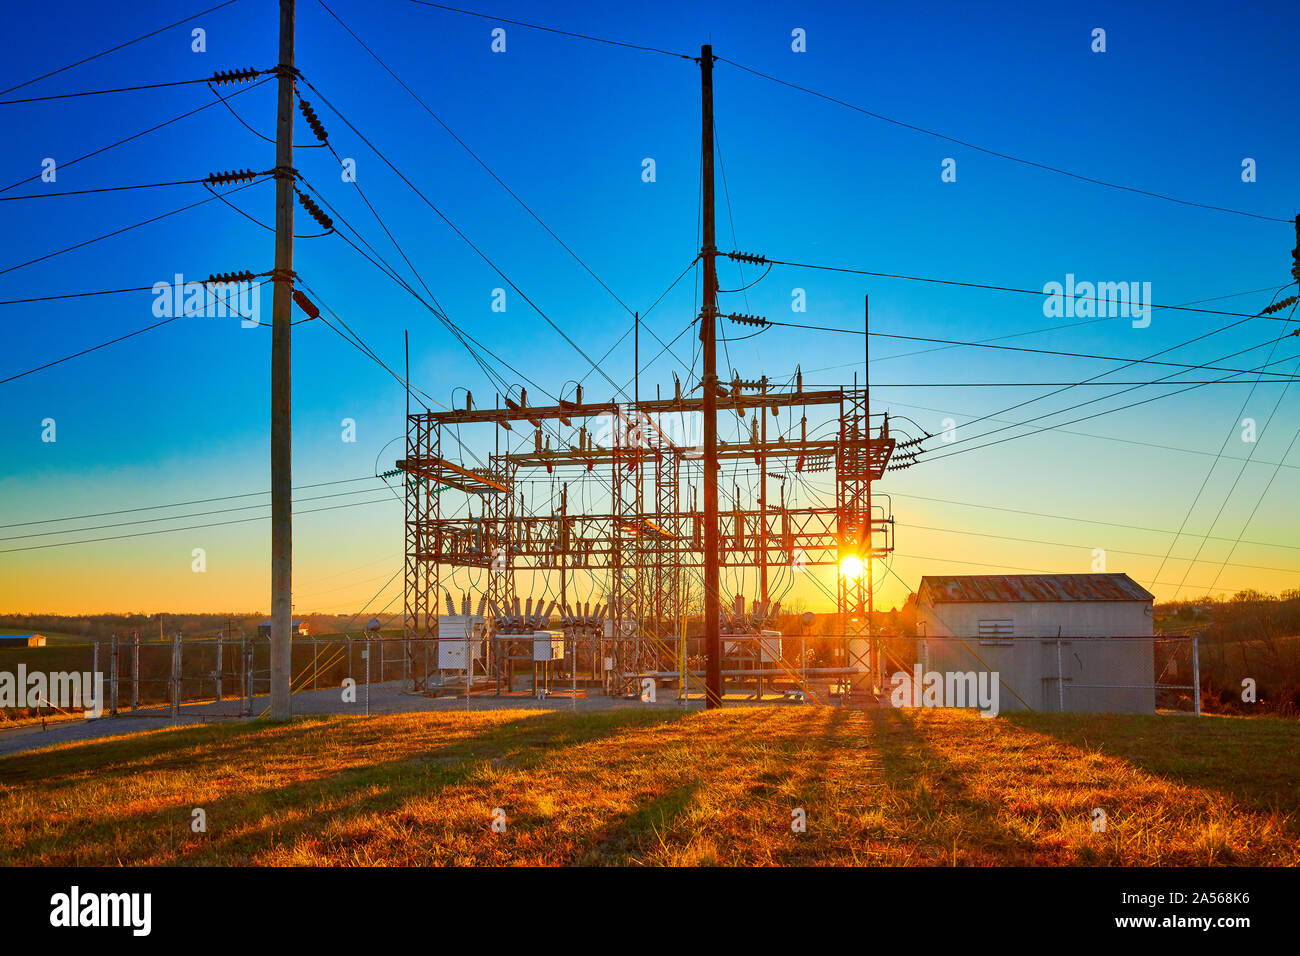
(398, 384, 895, 700)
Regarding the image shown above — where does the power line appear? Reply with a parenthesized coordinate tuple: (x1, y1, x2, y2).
(0, 474, 378, 529)
(0, 177, 213, 200)
(0, 495, 399, 554)
(0, 278, 272, 386)
(887, 490, 1300, 553)
(1151, 299, 1300, 595)
(317, 0, 637, 317)
(912, 293, 1294, 452)
(0, 75, 273, 193)
(405, 0, 693, 60)
(576, 256, 701, 388)
(716, 56, 1293, 224)
(295, 173, 557, 419)
(780, 324, 1300, 380)
(1, 317, 179, 386)
(0, 284, 160, 305)
(0, 0, 242, 96)
(916, 339, 1300, 466)
(0, 177, 266, 277)
(0, 73, 262, 105)
(758, 255, 1298, 322)
(897, 521, 1298, 577)
(1204, 419, 1300, 592)
(0, 485, 392, 542)
(301, 77, 628, 400)
(877, 395, 1300, 473)
(872, 378, 1300, 387)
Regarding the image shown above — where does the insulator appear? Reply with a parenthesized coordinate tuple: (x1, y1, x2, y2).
(210, 67, 261, 86)
(1261, 295, 1298, 315)
(205, 270, 255, 285)
(725, 312, 768, 327)
(291, 289, 320, 320)
(295, 189, 333, 231)
(297, 97, 328, 143)
(206, 169, 259, 186)
(726, 250, 769, 265)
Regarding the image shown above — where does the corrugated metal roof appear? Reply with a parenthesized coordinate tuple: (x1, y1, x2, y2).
(918, 573, 1153, 604)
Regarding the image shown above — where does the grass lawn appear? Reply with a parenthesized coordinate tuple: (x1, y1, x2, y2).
(0, 706, 1296, 865)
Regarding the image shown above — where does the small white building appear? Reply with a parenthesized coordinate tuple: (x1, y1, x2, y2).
(915, 573, 1156, 713)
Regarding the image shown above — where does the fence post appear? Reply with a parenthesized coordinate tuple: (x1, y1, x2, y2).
(170, 632, 181, 719)
(1056, 638, 1065, 713)
(1192, 636, 1201, 717)
(313, 638, 318, 693)
(243, 636, 253, 717)
(131, 631, 140, 711)
(215, 631, 223, 705)
(91, 640, 99, 717)
(109, 633, 118, 717)
(365, 637, 372, 716)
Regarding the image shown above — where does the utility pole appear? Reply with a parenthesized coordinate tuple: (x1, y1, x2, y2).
(865, 294, 876, 689)
(700, 44, 722, 709)
(269, 0, 296, 720)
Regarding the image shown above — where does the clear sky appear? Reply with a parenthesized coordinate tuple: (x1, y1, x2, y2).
(1, 0, 1298, 617)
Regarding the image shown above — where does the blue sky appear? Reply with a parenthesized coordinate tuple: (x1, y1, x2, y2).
(1, 0, 1298, 614)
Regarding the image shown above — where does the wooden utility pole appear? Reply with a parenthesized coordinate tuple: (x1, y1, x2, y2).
(269, 0, 296, 720)
(700, 45, 722, 709)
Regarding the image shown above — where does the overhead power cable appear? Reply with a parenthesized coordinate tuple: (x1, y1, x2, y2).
(753, 254, 1299, 322)
(888, 490, 1300, 553)
(914, 288, 1295, 451)
(0, 177, 214, 200)
(0, 75, 273, 194)
(0, 0, 242, 96)
(405, 0, 693, 60)
(0, 474, 378, 529)
(1149, 299, 1300, 594)
(0, 278, 272, 385)
(0, 495, 399, 554)
(776, 324, 1300, 380)
(0, 69, 264, 105)
(0, 177, 266, 277)
(0, 485, 393, 542)
(716, 57, 1293, 224)
(871, 395, 1300, 474)
(916, 339, 1300, 466)
(300, 77, 628, 400)
(0, 284, 161, 306)
(872, 378, 1300, 387)
(318, 0, 636, 318)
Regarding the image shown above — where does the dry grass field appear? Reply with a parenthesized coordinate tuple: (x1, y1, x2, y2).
(1, 706, 1297, 866)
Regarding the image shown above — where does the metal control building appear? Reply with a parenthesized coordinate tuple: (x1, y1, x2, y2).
(915, 573, 1157, 714)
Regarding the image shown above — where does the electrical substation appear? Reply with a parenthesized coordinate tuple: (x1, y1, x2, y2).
(390, 46, 897, 709)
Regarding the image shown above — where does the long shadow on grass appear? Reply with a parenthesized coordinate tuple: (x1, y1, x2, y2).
(575, 706, 849, 865)
(1003, 712, 1300, 818)
(0, 718, 385, 798)
(868, 708, 1044, 864)
(6, 708, 683, 865)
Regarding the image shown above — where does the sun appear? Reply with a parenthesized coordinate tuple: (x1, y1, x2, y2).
(839, 555, 866, 578)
